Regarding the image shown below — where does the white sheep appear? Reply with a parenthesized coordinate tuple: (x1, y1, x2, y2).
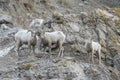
(85, 40, 101, 64)
(29, 19, 44, 30)
(14, 29, 40, 56)
(91, 41, 101, 64)
(40, 31, 66, 57)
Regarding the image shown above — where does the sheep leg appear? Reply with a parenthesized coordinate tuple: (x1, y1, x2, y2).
(58, 49, 61, 57)
(92, 49, 94, 64)
(49, 42, 52, 58)
(57, 42, 61, 57)
(58, 41, 63, 57)
(32, 45, 35, 56)
(38, 40, 42, 50)
(61, 47, 64, 57)
(28, 42, 32, 55)
(16, 40, 22, 57)
(98, 50, 101, 64)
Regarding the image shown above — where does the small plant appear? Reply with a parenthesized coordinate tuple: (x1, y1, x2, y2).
(110, 8, 120, 26)
(112, 8, 120, 17)
(97, 11, 107, 19)
(18, 64, 32, 70)
(52, 11, 62, 19)
(89, 12, 98, 26)
(114, 19, 120, 26)
(58, 0, 73, 8)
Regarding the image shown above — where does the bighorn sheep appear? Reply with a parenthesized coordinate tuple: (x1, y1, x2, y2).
(14, 29, 40, 56)
(29, 19, 44, 30)
(40, 31, 66, 57)
(85, 40, 101, 64)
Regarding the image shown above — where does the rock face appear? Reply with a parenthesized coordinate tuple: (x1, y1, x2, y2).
(113, 54, 120, 71)
(0, 0, 120, 80)
(98, 0, 120, 7)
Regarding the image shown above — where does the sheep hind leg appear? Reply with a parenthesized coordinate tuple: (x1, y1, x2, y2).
(92, 50, 94, 64)
(16, 40, 22, 57)
(16, 41, 22, 61)
(28, 43, 32, 56)
(98, 50, 101, 64)
(58, 47, 64, 57)
(58, 49, 61, 57)
(32, 45, 35, 57)
(49, 43, 52, 58)
(58, 42, 63, 57)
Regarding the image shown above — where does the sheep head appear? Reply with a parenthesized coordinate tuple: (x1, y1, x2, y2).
(27, 30, 40, 38)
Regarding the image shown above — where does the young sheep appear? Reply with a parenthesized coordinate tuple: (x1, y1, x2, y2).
(29, 19, 44, 30)
(85, 40, 101, 64)
(40, 31, 66, 57)
(14, 29, 39, 56)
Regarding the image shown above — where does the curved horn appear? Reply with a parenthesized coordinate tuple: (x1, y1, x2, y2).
(35, 30, 41, 36)
(27, 30, 33, 33)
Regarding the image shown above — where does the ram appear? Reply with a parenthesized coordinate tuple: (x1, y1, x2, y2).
(14, 29, 39, 56)
(40, 31, 66, 57)
(85, 40, 101, 64)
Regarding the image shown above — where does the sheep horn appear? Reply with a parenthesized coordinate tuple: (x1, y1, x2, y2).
(35, 31, 41, 36)
(27, 30, 34, 34)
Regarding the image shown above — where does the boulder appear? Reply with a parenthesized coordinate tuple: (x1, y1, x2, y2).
(113, 54, 120, 71)
(0, 14, 12, 24)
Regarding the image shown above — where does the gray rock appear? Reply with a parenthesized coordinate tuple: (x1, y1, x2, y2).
(97, 28, 106, 40)
(113, 54, 120, 71)
(116, 29, 120, 35)
(69, 23, 80, 32)
(0, 14, 12, 24)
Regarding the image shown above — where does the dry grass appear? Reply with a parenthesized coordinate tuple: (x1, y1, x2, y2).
(0, 8, 8, 14)
(96, 11, 107, 20)
(18, 64, 32, 70)
(89, 10, 108, 26)
(116, 46, 120, 53)
(88, 12, 98, 26)
(112, 8, 120, 25)
(58, 0, 73, 8)
(112, 8, 120, 17)
(113, 46, 120, 53)
(114, 19, 120, 26)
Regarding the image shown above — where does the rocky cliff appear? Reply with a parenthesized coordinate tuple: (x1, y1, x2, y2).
(0, 0, 120, 80)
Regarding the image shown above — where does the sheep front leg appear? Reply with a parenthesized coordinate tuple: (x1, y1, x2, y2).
(32, 45, 35, 56)
(49, 42, 52, 58)
(28, 42, 32, 56)
(92, 49, 94, 64)
(16, 40, 21, 57)
(98, 49, 101, 64)
(60, 47, 64, 57)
